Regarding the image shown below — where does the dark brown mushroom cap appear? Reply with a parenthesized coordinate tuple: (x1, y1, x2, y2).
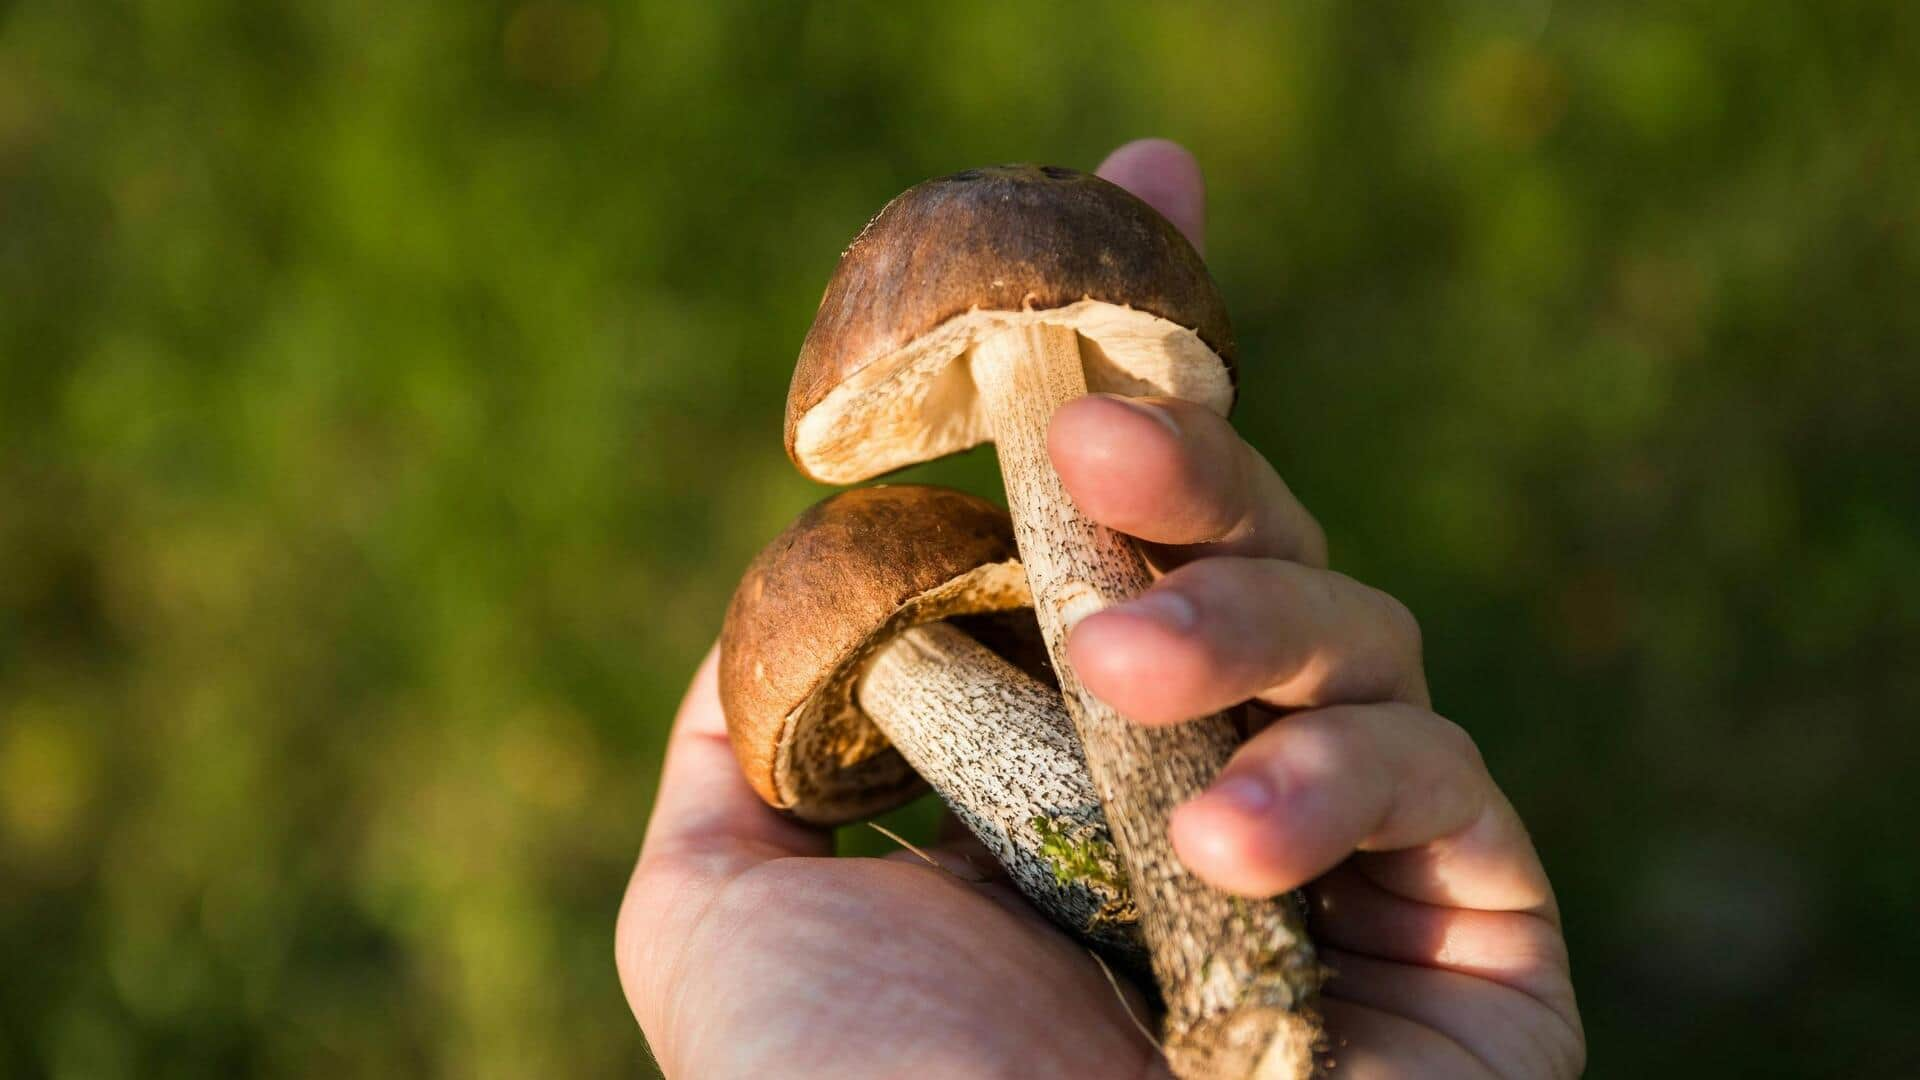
(719, 485, 1032, 825)
(787, 164, 1237, 484)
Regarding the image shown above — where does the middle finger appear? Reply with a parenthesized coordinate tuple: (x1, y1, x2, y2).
(1068, 556, 1430, 726)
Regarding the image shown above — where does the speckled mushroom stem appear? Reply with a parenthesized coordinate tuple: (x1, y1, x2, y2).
(857, 621, 1142, 964)
(972, 323, 1325, 1080)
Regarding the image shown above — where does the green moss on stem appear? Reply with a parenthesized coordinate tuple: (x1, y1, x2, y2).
(1029, 814, 1138, 931)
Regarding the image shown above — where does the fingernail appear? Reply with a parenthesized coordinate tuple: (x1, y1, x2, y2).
(1101, 394, 1184, 439)
(1201, 774, 1275, 817)
(1113, 589, 1198, 632)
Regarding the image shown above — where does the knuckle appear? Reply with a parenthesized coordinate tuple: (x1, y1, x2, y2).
(1237, 559, 1326, 626)
(1163, 558, 1271, 629)
(1371, 587, 1424, 662)
(1274, 705, 1374, 772)
(1425, 711, 1488, 771)
(1209, 501, 1259, 546)
(1191, 466, 1255, 543)
(1298, 517, 1330, 567)
(1503, 911, 1574, 984)
(1172, 554, 1251, 596)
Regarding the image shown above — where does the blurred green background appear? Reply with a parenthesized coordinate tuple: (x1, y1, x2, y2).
(3, 1, 1917, 1076)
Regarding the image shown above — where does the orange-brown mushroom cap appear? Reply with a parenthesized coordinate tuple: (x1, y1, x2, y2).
(718, 485, 1033, 825)
(787, 164, 1237, 484)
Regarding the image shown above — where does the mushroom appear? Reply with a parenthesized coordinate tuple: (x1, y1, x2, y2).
(719, 484, 1142, 962)
(787, 165, 1322, 1078)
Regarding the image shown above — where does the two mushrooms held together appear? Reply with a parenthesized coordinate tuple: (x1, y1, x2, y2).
(719, 166, 1324, 1079)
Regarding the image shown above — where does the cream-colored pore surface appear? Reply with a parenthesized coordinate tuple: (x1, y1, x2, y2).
(792, 300, 1233, 484)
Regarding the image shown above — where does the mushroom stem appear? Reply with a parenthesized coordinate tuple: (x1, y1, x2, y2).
(857, 621, 1142, 963)
(972, 323, 1324, 1080)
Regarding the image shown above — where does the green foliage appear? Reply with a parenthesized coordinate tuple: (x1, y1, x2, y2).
(2, 1, 1917, 1075)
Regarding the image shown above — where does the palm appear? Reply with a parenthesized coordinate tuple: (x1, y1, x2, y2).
(638, 852, 1162, 1078)
(630, 829, 1577, 1078)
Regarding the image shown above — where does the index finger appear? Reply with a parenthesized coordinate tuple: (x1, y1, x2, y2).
(1050, 394, 1329, 568)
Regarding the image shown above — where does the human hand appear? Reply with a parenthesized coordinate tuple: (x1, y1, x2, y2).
(616, 140, 1583, 1078)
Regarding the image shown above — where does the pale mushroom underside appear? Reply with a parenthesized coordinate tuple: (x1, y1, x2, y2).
(792, 300, 1234, 484)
